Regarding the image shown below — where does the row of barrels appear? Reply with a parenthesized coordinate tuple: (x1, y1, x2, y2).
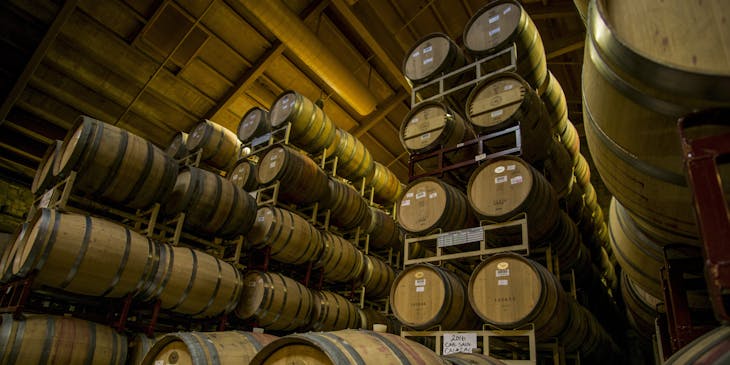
(389, 254, 619, 363)
(580, 0, 730, 344)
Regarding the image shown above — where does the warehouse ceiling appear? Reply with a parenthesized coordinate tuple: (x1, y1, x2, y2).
(0, 0, 586, 186)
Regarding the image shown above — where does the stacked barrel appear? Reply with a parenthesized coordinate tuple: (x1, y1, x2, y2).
(223, 91, 406, 336)
(392, 1, 620, 363)
(582, 0, 729, 352)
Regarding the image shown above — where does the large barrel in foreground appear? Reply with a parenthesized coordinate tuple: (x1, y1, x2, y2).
(663, 325, 730, 365)
(251, 329, 447, 365)
(142, 331, 278, 365)
(0, 314, 127, 365)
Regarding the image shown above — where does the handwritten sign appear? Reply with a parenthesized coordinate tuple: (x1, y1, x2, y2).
(442, 333, 477, 355)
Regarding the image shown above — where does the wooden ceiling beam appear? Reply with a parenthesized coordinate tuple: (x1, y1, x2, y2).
(0, 0, 78, 125)
(2, 121, 54, 145)
(349, 89, 407, 138)
(522, 3, 579, 19)
(330, 0, 411, 92)
(545, 32, 585, 60)
(207, 0, 328, 122)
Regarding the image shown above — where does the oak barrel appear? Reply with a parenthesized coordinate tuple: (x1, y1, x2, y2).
(164, 166, 257, 238)
(0, 314, 127, 365)
(366, 207, 403, 251)
(53, 116, 178, 209)
(559, 120, 580, 161)
(391, 263, 478, 330)
(31, 140, 62, 194)
(269, 90, 337, 155)
(237, 106, 271, 143)
(468, 254, 570, 340)
(400, 100, 473, 155)
(328, 128, 374, 182)
(129, 334, 160, 365)
(228, 158, 259, 192)
(358, 307, 390, 332)
(315, 231, 366, 283)
(368, 161, 405, 204)
(620, 271, 660, 339)
(165, 131, 189, 159)
(308, 290, 361, 332)
(360, 254, 396, 299)
(538, 71, 568, 134)
(142, 331, 278, 365)
(465, 72, 552, 163)
(664, 325, 730, 365)
(542, 140, 574, 199)
(247, 206, 324, 265)
(234, 271, 314, 331)
(138, 244, 242, 317)
(463, 0, 547, 89)
(0, 223, 27, 283)
(185, 119, 241, 170)
(256, 145, 329, 205)
(443, 353, 509, 365)
(467, 155, 559, 243)
(398, 177, 475, 235)
(322, 177, 371, 231)
(582, 0, 730, 239)
(250, 329, 447, 365)
(403, 32, 468, 86)
(11, 208, 154, 297)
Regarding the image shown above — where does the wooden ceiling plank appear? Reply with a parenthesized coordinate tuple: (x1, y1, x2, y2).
(0, 155, 36, 179)
(523, 3, 579, 20)
(349, 89, 408, 137)
(546, 40, 584, 60)
(3, 121, 54, 145)
(330, 0, 411, 92)
(0, 0, 78, 125)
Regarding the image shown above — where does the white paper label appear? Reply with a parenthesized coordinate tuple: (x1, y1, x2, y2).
(406, 192, 414, 198)
(269, 162, 277, 169)
(457, 142, 465, 148)
(412, 50, 420, 58)
(416, 287, 425, 292)
(443, 333, 478, 355)
(489, 15, 500, 24)
(504, 84, 513, 91)
(491, 109, 504, 118)
(401, 199, 411, 207)
(423, 57, 433, 65)
(155, 361, 165, 365)
(498, 279, 509, 286)
(475, 153, 487, 162)
(257, 216, 265, 222)
(494, 166, 505, 173)
(421, 132, 431, 140)
(489, 27, 501, 37)
(507, 164, 516, 171)
(415, 192, 427, 199)
(415, 278, 426, 286)
(495, 176, 508, 184)
(423, 45, 433, 53)
(510, 176, 523, 184)
(496, 269, 510, 277)
(429, 192, 438, 199)
(504, 7, 511, 14)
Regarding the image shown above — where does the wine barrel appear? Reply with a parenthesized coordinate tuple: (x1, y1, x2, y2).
(185, 119, 241, 170)
(366, 207, 403, 251)
(560, 120, 580, 161)
(31, 140, 62, 194)
(0, 314, 127, 365)
(664, 325, 730, 364)
(620, 272, 660, 339)
(573, 153, 591, 188)
(538, 71, 568, 134)
(391, 263, 477, 330)
(315, 231, 366, 283)
(234, 271, 314, 331)
(11, 208, 154, 297)
(247, 206, 324, 265)
(142, 331, 278, 365)
(164, 166, 257, 238)
(138, 244, 242, 317)
(165, 131, 189, 159)
(558, 300, 591, 354)
(467, 155, 559, 243)
(0, 223, 27, 283)
(229, 158, 259, 192)
(465, 72, 552, 163)
(463, 0, 547, 89)
(399, 100, 473, 155)
(53, 116, 178, 209)
(129, 334, 160, 365)
(403, 32, 468, 86)
(582, 0, 730, 239)
(358, 307, 390, 331)
(549, 212, 592, 281)
(542, 141, 574, 199)
(237, 107, 271, 143)
(322, 177, 371, 231)
(329, 128, 374, 182)
(398, 177, 476, 235)
(368, 161, 405, 204)
(308, 290, 361, 332)
(361, 254, 395, 299)
(468, 253, 570, 340)
(251, 329, 448, 365)
(256, 145, 329, 205)
(443, 353, 509, 365)
(269, 90, 337, 155)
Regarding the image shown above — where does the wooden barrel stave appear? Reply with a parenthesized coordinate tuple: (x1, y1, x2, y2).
(0, 314, 127, 365)
(186, 119, 241, 171)
(398, 177, 475, 235)
(248, 206, 324, 265)
(229, 158, 259, 192)
(315, 232, 366, 283)
(366, 207, 403, 251)
(237, 107, 271, 143)
(400, 101, 472, 155)
(269, 91, 337, 155)
(142, 331, 277, 365)
(308, 290, 361, 332)
(391, 263, 478, 330)
(251, 329, 448, 365)
(235, 271, 314, 331)
(256, 145, 329, 205)
(368, 161, 405, 204)
(322, 177, 371, 231)
(31, 140, 63, 195)
(165, 131, 189, 160)
(442, 352, 509, 365)
(129, 334, 160, 365)
(361, 254, 395, 299)
(330, 128, 374, 182)
(664, 325, 730, 365)
(538, 71, 569, 134)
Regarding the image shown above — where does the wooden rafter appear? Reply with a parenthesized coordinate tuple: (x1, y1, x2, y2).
(348, 89, 408, 137)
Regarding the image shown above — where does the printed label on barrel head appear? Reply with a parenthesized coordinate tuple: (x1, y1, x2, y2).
(415, 278, 426, 286)
(401, 199, 411, 207)
(495, 176, 508, 184)
(489, 27, 501, 37)
(494, 166, 505, 173)
(423, 57, 433, 65)
(415, 192, 427, 199)
(429, 192, 438, 199)
(416, 287, 425, 292)
(510, 176, 523, 184)
(423, 45, 433, 53)
(496, 269, 510, 277)
(489, 15, 500, 24)
(507, 164, 516, 171)
(406, 192, 414, 198)
(498, 279, 509, 286)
